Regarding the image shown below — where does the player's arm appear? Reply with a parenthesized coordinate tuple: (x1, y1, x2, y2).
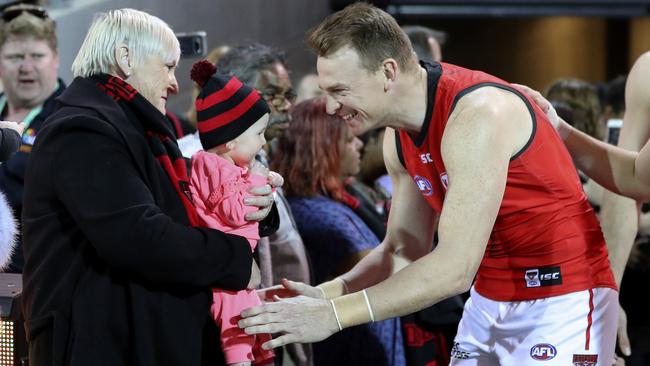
(366, 87, 529, 320)
(600, 52, 650, 286)
(558, 52, 650, 201)
(239, 87, 530, 348)
(334, 127, 438, 295)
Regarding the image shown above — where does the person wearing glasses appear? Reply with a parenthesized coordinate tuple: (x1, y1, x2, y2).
(0, 3, 65, 273)
(21, 9, 276, 365)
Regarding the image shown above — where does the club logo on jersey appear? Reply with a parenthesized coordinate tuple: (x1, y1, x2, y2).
(525, 266, 562, 288)
(530, 343, 557, 360)
(414, 175, 433, 196)
(440, 172, 449, 190)
(572, 354, 598, 366)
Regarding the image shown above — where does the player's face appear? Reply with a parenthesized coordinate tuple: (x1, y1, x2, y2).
(317, 46, 388, 136)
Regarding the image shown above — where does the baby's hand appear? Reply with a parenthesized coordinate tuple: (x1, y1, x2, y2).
(249, 160, 269, 177)
(268, 171, 284, 188)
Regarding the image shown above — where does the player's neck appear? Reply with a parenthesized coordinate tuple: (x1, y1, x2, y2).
(386, 66, 428, 133)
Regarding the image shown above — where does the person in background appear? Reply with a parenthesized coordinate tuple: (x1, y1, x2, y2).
(545, 78, 606, 210)
(21, 9, 276, 364)
(401, 25, 447, 63)
(0, 3, 65, 273)
(296, 73, 324, 103)
(272, 97, 406, 366)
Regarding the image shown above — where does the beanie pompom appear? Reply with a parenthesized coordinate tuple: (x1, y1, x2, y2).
(190, 60, 217, 87)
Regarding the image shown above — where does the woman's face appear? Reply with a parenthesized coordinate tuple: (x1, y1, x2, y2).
(128, 51, 179, 114)
(339, 127, 363, 178)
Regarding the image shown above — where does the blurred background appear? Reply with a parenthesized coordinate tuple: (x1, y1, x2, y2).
(2, 0, 650, 128)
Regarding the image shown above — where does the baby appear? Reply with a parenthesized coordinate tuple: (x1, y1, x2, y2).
(189, 60, 280, 366)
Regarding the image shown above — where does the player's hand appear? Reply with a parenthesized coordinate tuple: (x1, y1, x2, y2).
(239, 295, 340, 349)
(257, 278, 324, 302)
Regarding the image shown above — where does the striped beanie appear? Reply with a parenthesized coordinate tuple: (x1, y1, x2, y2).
(190, 60, 270, 150)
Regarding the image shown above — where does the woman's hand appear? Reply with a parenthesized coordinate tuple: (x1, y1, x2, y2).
(245, 179, 274, 222)
(511, 83, 572, 139)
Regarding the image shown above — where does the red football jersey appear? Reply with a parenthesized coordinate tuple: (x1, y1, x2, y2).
(397, 62, 616, 301)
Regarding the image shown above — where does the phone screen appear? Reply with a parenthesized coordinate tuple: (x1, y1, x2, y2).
(176, 31, 207, 58)
(606, 118, 622, 145)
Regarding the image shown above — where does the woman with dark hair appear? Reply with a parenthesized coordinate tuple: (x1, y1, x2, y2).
(272, 97, 405, 366)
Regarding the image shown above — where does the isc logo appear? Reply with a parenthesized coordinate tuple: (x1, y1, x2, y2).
(420, 153, 433, 164)
(530, 343, 557, 360)
(540, 273, 560, 281)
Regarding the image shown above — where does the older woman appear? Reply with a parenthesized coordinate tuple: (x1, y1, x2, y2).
(272, 97, 405, 366)
(21, 9, 276, 365)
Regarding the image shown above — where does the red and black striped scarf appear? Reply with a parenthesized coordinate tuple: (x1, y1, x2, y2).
(93, 73, 199, 226)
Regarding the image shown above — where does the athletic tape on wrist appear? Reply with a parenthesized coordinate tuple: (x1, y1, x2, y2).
(331, 291, 374, 329)
(330, 300, 343, 331)
(318, 277, 348, 299)
(362, 289, 375, 322)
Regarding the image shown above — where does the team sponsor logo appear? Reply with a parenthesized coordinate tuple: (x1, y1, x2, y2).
(525, 266, 562, 288)
(439, 172, 449, 190)
(414, 175, 433, 196)
(572, 354, 598, 366)
(530, 343, 557, 360)
(450, 342, 471, 360)
(525, 269, 541, 287)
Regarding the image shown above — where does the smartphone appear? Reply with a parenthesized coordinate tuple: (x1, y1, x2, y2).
(176, 31, 207, 58)
(606, 118, 622, 145)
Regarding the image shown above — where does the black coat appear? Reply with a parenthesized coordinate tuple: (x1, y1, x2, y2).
(22, 77, 253, 366)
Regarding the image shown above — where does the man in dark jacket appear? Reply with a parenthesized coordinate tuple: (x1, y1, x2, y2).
(22, 9, 275, 365)
(0, 3, 65, 272)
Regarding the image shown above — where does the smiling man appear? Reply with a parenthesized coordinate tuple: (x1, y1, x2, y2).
(0, 3, 65, 273)
(240, 3, 619, 365)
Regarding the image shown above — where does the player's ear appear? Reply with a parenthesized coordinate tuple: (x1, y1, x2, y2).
(382, 58, 398, 92)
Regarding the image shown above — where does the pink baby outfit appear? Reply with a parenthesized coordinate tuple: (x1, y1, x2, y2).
(190, 150, 274, 365)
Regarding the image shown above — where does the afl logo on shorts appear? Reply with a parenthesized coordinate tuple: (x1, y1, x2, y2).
(530, 343, 557, 360)
(414, 175, 433, 196)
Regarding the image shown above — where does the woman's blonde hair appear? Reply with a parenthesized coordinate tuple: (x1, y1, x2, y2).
(71, 8, 179, 77)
